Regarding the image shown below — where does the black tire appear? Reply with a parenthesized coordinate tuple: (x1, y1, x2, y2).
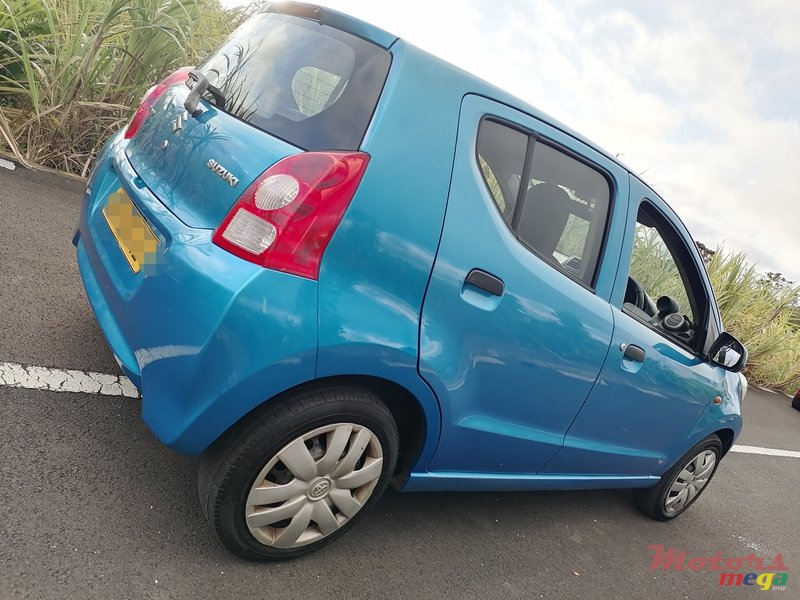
(633, 434, 722, 521)
(198, 384, 399, 561)
(792, 394, 800, 411)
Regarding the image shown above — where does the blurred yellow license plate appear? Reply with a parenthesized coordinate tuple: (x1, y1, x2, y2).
(102, 188, 159, 274)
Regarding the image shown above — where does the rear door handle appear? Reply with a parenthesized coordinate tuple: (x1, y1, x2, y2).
(623, 344, 646, 363)
(465, 269, 504, 296)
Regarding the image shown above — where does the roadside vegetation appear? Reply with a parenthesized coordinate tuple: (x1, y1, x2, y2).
(702, 249, 799, 393)
(0, 0, 238, 174)
(2, 0, 798, 393)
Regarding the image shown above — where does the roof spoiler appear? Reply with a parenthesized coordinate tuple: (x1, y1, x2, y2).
(263, 1, 398, 49)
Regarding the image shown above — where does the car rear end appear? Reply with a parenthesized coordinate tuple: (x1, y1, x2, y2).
(73, 3, 395, 453)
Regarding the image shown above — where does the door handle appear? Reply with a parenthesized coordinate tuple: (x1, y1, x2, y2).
(623, 344, 646, 363)
(465, 269, 504, 296)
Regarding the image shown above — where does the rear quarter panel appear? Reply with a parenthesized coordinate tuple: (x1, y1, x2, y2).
(316, 42, 467, 468)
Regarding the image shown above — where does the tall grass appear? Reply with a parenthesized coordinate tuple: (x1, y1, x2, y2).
(630, 225, 694, 318)
(705, 250, 800, 392)
(0, 0, 233, 174)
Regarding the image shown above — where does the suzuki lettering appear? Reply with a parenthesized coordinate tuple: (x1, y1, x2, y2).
(207, 159, 239, 188)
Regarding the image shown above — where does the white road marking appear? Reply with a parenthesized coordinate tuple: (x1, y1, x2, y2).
(0, 361, 799, 460)
(0, 361, 138, 398)
(733, 534, 771, 555)
(0, 157, 16, 171)
(730, 444, 800, 459)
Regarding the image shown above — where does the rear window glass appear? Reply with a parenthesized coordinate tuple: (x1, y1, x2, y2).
(476, 119, 612, 286)
(199, 12, 391, 150)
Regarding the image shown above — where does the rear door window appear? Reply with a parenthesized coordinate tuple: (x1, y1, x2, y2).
(476, 119, 612, 287)
(516, 142, 611, 284)
(199, 12, 391, 150)
(476, 120, 527, 227)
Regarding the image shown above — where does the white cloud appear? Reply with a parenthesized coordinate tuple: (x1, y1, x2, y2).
(263, 0, 800, 279)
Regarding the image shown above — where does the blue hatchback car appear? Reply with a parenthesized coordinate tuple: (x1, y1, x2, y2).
(74, 2, 748, 560)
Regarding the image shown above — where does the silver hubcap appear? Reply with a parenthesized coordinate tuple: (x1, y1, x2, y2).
(245, 423, 384, 548)
(664, 449, 716, 515)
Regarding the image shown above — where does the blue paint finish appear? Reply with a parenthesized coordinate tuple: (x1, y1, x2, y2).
(546, 309, 722, 476)
(403, 471, 660, 492)
(316, 42, 469, 471)
(545, 176, 741, 477)
(684, 370, 743, 450)
(460, 282, 503, 311)
(73, 8, 743, 500)
(75, 135, 316, 454)
(126, 89, 298, 229)
(418, 95, 629, 476)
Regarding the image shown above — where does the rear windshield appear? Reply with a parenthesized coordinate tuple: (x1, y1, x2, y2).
(199, 12, 391, 150)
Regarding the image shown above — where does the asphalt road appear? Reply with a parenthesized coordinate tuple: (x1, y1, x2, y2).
(1, 166, 798, 599)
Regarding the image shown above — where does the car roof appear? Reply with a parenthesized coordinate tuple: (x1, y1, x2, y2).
(278, 2, 647, 187)
(396, 40, 638, 178)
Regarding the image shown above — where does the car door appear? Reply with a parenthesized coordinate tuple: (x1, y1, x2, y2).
(419, 94, 629, 477)
(544, 177, 728, 477)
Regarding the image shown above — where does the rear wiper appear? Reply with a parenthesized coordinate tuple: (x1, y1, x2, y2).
(184, 69, 226, 116)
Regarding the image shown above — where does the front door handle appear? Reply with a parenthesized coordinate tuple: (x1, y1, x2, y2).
(623, 344, 646, 363)
(465, 269, 504, 296)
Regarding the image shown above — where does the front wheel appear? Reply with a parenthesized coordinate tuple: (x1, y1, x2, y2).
(633, 434, 722, 521)
(198, 385, 399, 561)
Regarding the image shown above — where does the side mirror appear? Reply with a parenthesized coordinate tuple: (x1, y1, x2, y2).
(708, 332, 748, 373)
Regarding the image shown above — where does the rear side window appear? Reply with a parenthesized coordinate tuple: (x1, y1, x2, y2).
(477, 120, 527, 227)
(516, 143, 611, 283)
(476, 119, 612, 286)
(199, 12, 391, 150)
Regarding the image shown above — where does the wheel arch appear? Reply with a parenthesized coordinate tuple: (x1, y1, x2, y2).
(201, 373, 438, 486)
(329, 375, 429, 486)
(715, 427, 736, 456)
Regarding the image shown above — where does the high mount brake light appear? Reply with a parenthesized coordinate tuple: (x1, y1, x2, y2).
(212, 152, 370, 280)
(124, 66, 194, 140)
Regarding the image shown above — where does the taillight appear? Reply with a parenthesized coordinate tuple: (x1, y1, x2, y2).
(212, 152, 370, 280)
(124, 66, 193, 140)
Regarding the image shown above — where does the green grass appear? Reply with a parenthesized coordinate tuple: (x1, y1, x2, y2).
(704, 249, 800, 393)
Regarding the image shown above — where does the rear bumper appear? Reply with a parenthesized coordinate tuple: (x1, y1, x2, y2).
(74, 133, 318, 454)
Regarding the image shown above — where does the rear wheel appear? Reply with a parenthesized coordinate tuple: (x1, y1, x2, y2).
(198, 385, 399, 561)
(633, 434, 722, 521)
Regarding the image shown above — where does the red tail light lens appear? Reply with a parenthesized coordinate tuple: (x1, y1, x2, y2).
(124, 66, 193, 140)
(213, 152, 370, 280)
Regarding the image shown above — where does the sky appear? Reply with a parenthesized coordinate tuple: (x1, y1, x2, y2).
(225, 0, 800, 281)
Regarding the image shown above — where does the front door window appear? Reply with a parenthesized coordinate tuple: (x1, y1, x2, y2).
(623, 203, 707, 351)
